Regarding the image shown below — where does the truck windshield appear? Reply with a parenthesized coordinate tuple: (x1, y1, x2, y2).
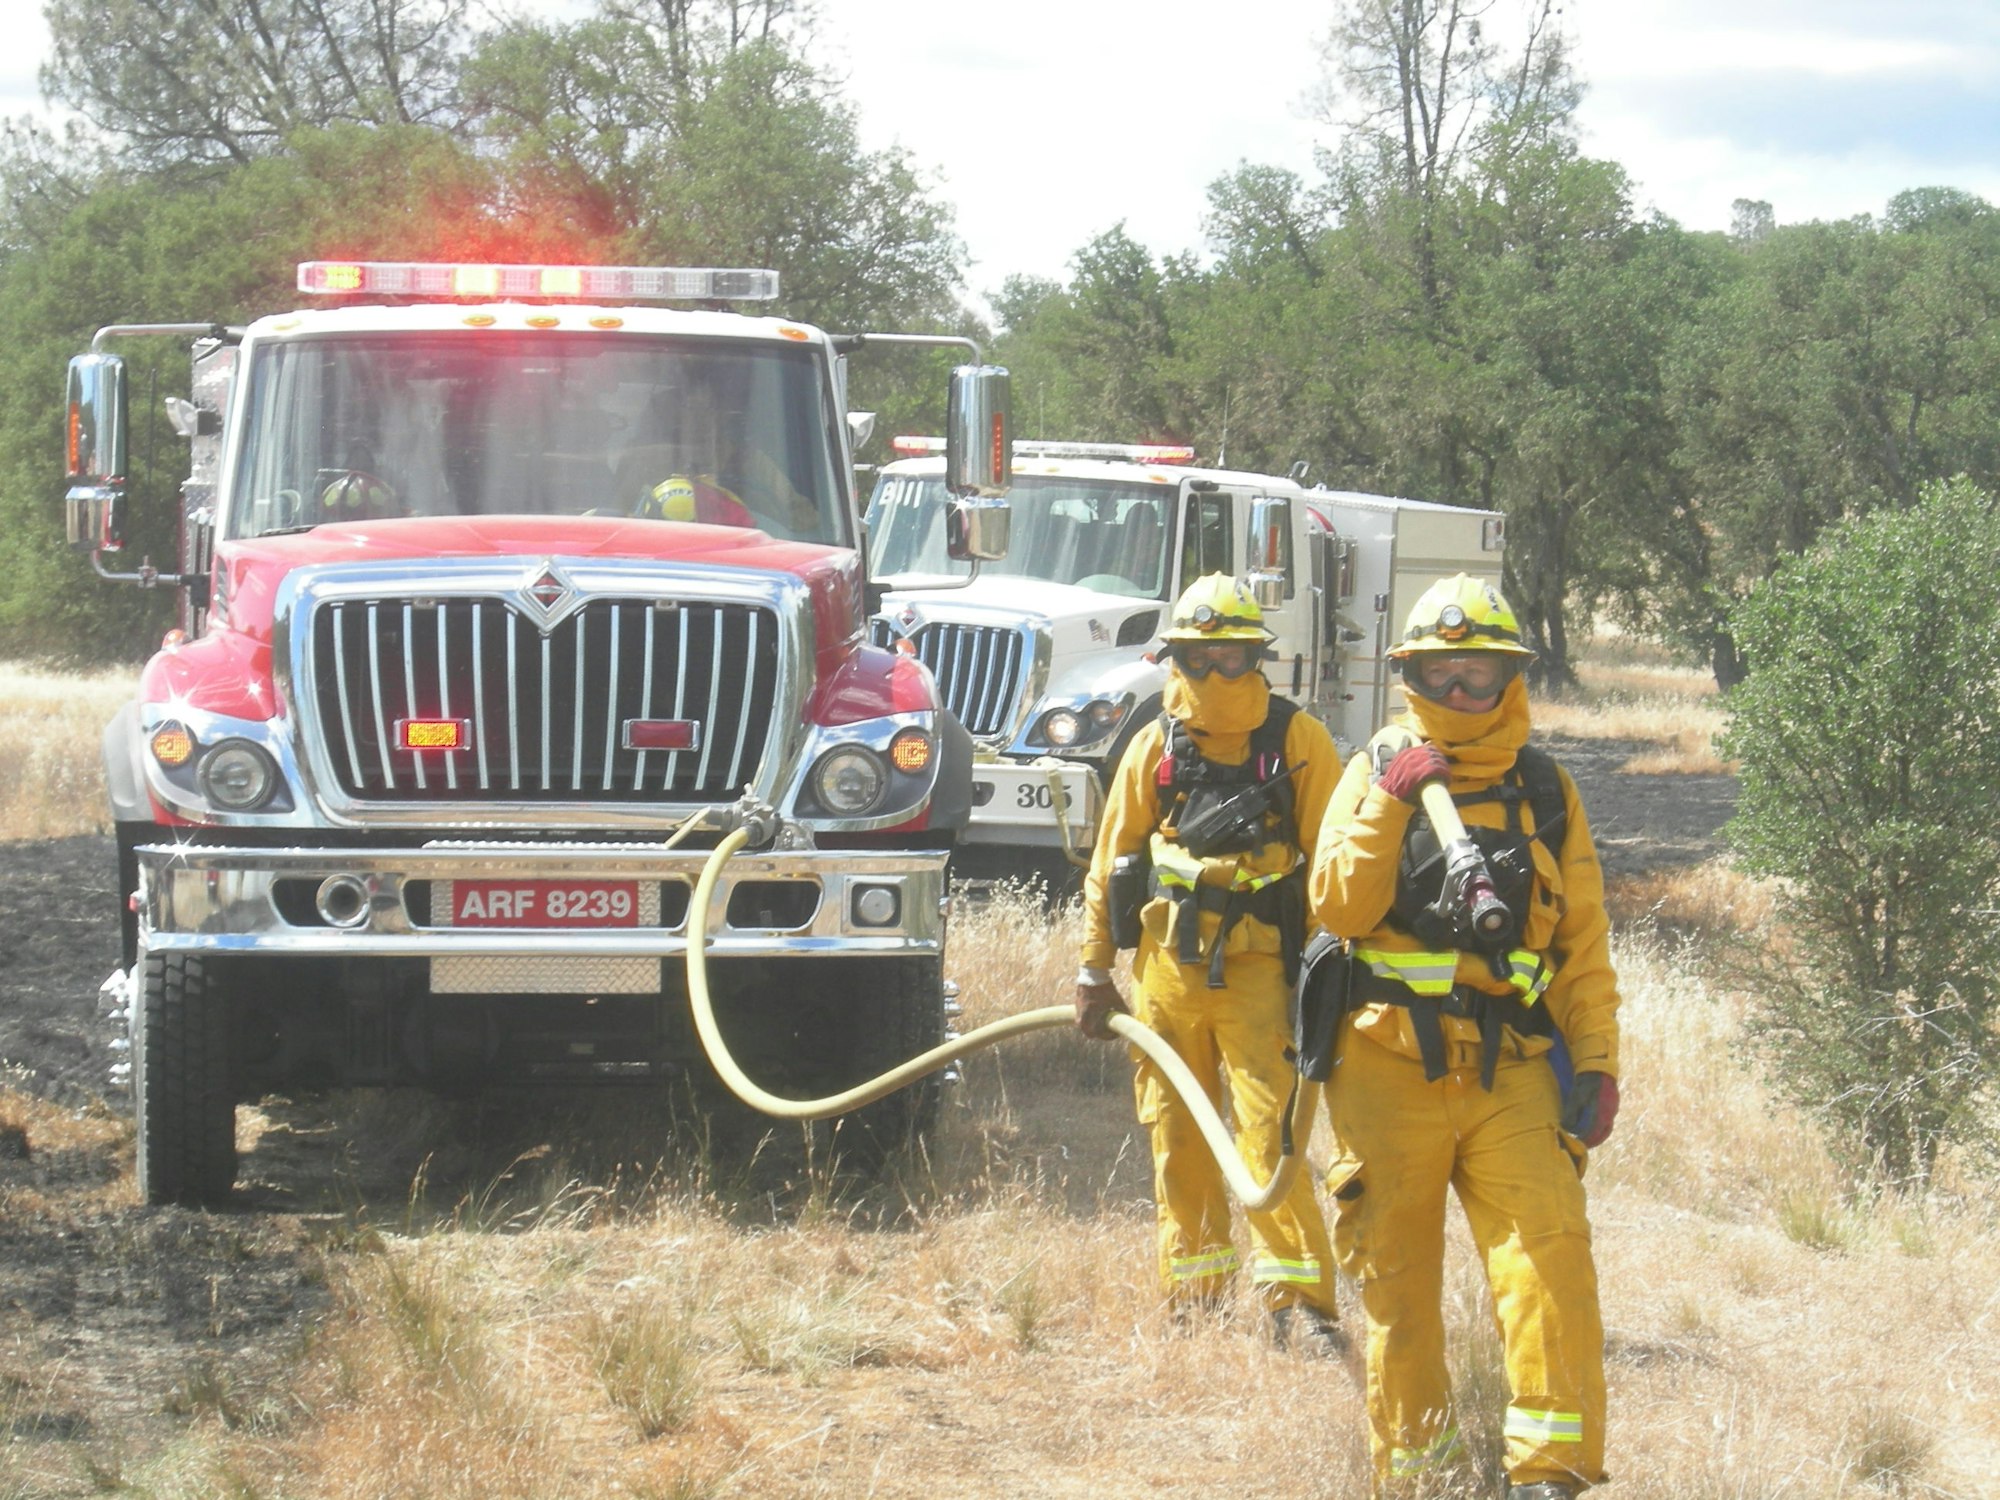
(226, 332, 845, 543)
(867, 473, 1174, 599)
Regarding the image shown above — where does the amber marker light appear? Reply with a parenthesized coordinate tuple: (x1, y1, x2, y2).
(461, 313, 498, 328)
(398, 719, 468, 752)
(525, 314, 561, 328)
(889, 729, 933, 774)
(150, 722, 195, 767)
(589, 316, 624, 329)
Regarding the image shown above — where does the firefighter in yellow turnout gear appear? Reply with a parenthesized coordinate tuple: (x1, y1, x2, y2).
(1309, 576, 1621, 1497)
(1076, 575, 1343, 1349)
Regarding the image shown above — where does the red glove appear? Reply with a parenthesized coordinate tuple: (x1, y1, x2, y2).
(1375, 743, 1450, 803)
(1561, 1071, 1619, 1148)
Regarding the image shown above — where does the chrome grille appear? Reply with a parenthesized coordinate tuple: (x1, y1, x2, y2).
(870, 619, 1024, 737)
(310, 598, 780, 801)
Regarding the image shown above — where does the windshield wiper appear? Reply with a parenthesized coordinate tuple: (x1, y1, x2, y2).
(256, 523, 320, 537)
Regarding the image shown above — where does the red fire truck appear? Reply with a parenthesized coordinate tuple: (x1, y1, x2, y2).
(63, 260, 1011, 1205)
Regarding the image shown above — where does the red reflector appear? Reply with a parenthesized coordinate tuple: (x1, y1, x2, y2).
(398, 719, 468, 751)
(623, 719, 701, 751)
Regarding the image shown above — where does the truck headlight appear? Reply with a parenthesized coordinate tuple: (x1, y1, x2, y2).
(811, 746, 887, 815)
(1033, 700, 1125, 749)
(198, 740, 279, 811)
(1040, 708, 1083, 747)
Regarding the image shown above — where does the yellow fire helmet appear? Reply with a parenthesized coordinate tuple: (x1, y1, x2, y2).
(1160, 573, 1276, 644)
(1388, 573, 1536, 658)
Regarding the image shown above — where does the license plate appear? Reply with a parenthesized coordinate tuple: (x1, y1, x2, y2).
(447, 879, 641, 928)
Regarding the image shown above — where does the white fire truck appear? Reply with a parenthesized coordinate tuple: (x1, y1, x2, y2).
(865, 440, 1504, 862)
(64, 260, 1014, 1204)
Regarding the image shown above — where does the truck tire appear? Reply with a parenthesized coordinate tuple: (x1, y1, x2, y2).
(132, 953, 238, 1207)
(805, 955, 947, 1172)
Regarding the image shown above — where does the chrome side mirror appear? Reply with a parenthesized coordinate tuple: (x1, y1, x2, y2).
(946, 496, 1010, 563)
(65, 353, 128, 552)
(945, 364, 1011, 498)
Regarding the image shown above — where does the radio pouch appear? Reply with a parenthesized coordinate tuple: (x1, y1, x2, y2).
(1108, 850, 1151, 950)
(1292, 928, 1354, 1084)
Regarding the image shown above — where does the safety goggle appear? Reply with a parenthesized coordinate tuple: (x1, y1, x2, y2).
(1403, 652, 1516, 701)
(1172, 640, 1263, 680)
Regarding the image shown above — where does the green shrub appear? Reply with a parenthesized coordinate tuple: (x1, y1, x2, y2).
(1721, 477, 2000, 1184)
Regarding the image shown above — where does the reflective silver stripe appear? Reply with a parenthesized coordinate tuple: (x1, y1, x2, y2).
(1168, 1248, 1239, 1281)
(1151, 841, 1299, 892)
(1249, 1254, 1320, 1286)
(1354, 946, 1458, 994)
(1509, 952, 1552, 1000)
(1354, 945, 1551, 1003)
(1389, 1427, 1463, 1475)
(1505, 1407, 1583, 1443)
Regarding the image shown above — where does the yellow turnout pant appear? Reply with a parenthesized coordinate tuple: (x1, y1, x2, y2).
(1130, 944, 1336, 1317)
(1325, 1023, 1605, 1492)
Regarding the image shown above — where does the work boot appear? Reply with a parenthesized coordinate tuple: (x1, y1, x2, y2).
(1506, 1484, 1578, 1498)
(1269, 1304, 1348, 1358)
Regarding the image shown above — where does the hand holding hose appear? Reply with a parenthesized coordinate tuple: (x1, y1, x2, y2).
(1075, 975, 1129, 1041)
(1375, 743, 1451, 803)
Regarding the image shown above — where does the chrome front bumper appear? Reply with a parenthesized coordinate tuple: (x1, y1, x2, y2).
(135, 841, 948, 959)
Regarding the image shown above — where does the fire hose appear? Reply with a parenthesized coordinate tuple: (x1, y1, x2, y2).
(1367, 726, 1514, 953)
(682, 822, 1320, 1212)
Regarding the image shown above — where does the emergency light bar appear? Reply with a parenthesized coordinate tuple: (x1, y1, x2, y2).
(298, 262, 781, 302)
(889, 435, 1197, 464)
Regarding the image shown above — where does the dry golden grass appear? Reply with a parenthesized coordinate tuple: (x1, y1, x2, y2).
(1536, 659, 1730, 776)
(1604, 859, 1777, 935)
(0, 662, 136, 838)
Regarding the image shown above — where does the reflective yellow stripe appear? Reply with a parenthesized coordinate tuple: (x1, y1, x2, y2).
(1150, 834, 1299, 892)
(1508, 952, 1551, 1003)
(1354, 946, 1457, 995)
(1249, 1253, 1320, 1286)
(1389, 1426, 1463, 1475)
(1355, 945, 1551, 1003)
(1169, 1248, 1239, 1281)
(1504, 1406, 1583, 1443)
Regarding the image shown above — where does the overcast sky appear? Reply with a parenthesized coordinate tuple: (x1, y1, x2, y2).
(3, 0, 1995, 299)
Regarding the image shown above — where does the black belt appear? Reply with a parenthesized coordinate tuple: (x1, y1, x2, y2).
(1351, 968, 1553, 1089)
(1162, 873, 1305, 989)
